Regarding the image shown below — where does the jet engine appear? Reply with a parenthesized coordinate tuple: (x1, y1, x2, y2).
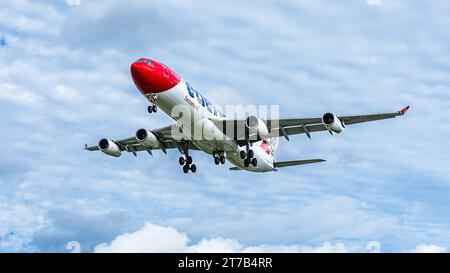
(135, 128, 160, 148)
(322, 113, 345, 133)
(98, 138, 122, 157)
(245, 116, 269, 139)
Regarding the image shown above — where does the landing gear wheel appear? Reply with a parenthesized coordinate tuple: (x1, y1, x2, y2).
(247, 149, 254, 159)
(244, 158, 250, 167)
(179, 140, 195, 173)
(251, 158, 258, 167)
(214, 157, 220, 165)
(220, 156, 226, 164)
(240, 150, 246, 159)
(186, 156, 193, 165)
(148, 105, 158, 113)
(179, 157, 185, 166)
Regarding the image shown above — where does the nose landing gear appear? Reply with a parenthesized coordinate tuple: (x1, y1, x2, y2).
(146, 94, 158, 114)
(148, 104, 158, 113)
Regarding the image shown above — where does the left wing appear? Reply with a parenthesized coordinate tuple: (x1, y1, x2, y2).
(209, 106, 410, 143)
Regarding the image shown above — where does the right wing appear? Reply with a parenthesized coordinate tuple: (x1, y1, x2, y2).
(84, 124, 199, 156)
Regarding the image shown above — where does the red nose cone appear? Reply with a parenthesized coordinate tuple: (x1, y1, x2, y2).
(131, 58, 181, 94)
(131, 62, 154, 94)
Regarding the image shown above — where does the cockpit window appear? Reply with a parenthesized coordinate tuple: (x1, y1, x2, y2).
(136, 58, 155, 67)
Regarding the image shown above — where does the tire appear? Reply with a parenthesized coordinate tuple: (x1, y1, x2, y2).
(183, 165, 189, 173)
(148, 105, 154, 113)
(252, 158, 258, 167)
(240, 150, 246, 159)
(244, 159, 250, 167)
(179, 157, 185, 166)
(248, 149, 254, 159)
(214, 157, 220, 165)
(186, 156, 193, 165)
(152, 105, 158, 112)
(190, 164, 197, 173)
(220, 156, 226, 164)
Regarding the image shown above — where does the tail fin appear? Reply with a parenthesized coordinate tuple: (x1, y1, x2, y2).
(274, 159, 325, 168)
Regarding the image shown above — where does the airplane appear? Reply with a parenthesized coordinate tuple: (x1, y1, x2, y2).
(85, 57, 410, 173)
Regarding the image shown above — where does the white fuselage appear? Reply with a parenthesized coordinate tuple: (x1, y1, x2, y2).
(149, 79, 275, 172)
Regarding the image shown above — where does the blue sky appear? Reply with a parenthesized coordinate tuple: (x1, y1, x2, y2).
(0, 0, 450, 252)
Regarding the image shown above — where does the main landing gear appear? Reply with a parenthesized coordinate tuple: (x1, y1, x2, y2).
(240, 146, 257, 168)
(178, 140, 196, 174)
(179, 155, 196, 173)
(213, 152, 226, 165)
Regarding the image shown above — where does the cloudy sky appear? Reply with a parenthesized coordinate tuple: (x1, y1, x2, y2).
(1, 0, 450, 253)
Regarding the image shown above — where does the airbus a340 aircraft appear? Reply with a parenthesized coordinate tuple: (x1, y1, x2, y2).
(85, 58, 409, 173)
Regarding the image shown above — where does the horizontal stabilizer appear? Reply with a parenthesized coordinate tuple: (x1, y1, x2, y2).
(274, 159, 325, 168)
(229, 159, 326, 171)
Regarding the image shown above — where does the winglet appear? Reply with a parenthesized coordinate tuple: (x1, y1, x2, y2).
(399, 105, 410, 115)
(84, 143, 88, 149)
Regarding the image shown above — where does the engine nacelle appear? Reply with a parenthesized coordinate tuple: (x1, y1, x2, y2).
(322, 113, 345, 133)
(245, 116, 269, 139)
(98, 138, 122, 157)
(135, 128, 160, 148)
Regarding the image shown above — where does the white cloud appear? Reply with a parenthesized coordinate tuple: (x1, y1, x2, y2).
(410, 244, 447, 253)
(0, 0, 62, 36)
(0, 83, 45, 106)
(94, 223, 449, 253)
(52, 84, 80, 102)
(190, 238, 244, 253)
(366, 0, 381, 6)
(66, 0, 82, 7)
(94, 223, 352, 253)
(94, 223, 190, 253)
(0, 200, 48, 252)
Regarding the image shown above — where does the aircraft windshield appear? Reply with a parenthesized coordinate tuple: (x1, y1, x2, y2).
(136, 58, 155, 67)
